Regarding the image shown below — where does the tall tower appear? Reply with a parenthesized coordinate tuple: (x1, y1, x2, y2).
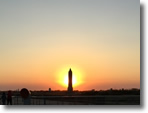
(68, 68, 73, 93)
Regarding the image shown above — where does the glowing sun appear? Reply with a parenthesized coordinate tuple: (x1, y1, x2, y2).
(57, 66, 83, 88)
(64, 74, 77, 86)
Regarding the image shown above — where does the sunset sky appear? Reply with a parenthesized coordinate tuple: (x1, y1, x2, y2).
(0, 0, 140, 91)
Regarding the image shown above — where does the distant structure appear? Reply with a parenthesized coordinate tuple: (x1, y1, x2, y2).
(49, 88, 51, 92)
(67, 68, 73, 93)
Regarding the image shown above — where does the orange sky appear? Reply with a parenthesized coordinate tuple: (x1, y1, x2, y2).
(0, 0, 140, 90)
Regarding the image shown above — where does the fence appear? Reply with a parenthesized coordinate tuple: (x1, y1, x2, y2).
(0, 95, 140, 105)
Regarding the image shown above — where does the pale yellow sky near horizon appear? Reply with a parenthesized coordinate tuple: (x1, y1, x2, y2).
(0, 0, 140, 90)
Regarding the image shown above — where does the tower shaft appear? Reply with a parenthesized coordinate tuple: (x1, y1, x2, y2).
(68, 69, 73, 93)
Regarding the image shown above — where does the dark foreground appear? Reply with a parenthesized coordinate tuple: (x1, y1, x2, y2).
(0, 89, 140, 105)
(0, 95, 140, 105)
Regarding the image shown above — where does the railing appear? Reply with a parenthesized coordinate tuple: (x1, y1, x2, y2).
(0, 95, 140, 105)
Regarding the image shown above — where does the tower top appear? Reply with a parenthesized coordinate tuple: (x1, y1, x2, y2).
(69, 68, 72, 72)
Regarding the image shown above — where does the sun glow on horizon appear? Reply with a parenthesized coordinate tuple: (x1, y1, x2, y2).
(64, 74, 77, 86)
(57, 66, 84, 88)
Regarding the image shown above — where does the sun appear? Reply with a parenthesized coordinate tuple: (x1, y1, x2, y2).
(57, 66, 83, 88)
(63, 74, 77, 86)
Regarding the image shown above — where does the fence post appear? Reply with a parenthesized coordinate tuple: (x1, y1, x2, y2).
(44, 98, 46, 105)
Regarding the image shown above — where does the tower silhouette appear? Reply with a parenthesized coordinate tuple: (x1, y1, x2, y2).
(68, 68, 73, 93)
